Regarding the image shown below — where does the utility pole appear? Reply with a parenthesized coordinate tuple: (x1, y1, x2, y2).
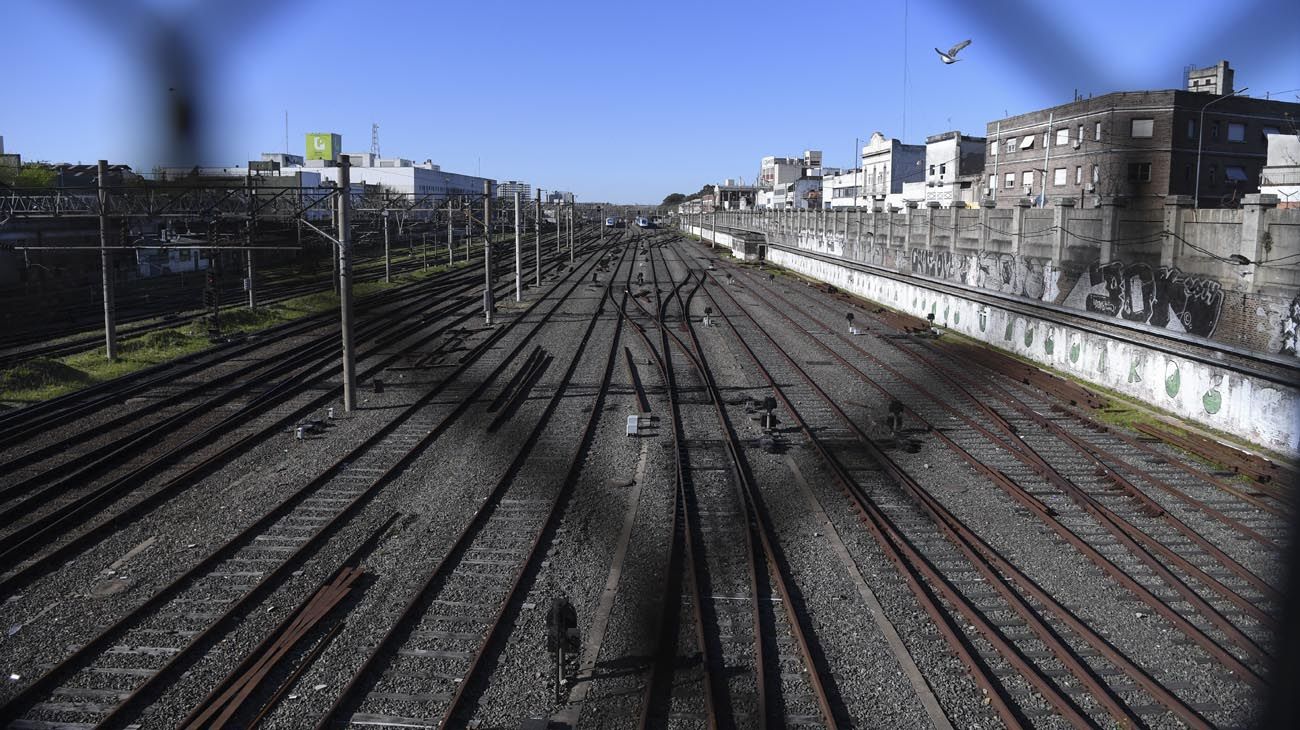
(338, 158, 358, 412)
(447, 199, 454, 265)
(483, 180, 494, 325)
(568, 200, 574, 265)
(534, 190, 542, 286)
(514, 191, 522, 302)
(97, 160, 118, 360)
(245, 172, 256, 308)
(422, 232, 428, 271)
(382, 208, 391, 283)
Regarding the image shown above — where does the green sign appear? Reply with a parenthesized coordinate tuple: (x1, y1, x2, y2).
(305, 133, 340, 162)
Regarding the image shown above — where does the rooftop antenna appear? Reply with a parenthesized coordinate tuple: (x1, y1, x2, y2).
(370, 123, 380, 158)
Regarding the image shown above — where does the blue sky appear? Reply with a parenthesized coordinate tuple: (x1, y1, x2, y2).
(3, 0, 1297, 203)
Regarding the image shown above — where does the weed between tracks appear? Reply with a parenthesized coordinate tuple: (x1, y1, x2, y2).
(0, 261, 461, 405)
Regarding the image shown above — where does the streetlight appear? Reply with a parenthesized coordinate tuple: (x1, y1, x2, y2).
(1194, 87, 1248, 209)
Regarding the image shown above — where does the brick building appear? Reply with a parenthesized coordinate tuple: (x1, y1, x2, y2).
(984, 75, 1299, 209)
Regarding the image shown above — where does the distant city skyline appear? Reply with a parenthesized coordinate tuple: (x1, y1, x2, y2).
(2, 0, 1297, 203)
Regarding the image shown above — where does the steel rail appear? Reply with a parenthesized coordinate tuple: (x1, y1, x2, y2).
(0, 230, 613, 729)
(695, 249, 1221, 727)
(312, 234, 631, 729)
(0, 233, 603, 600)
(702, 242, 1268, 686)
(663, 257, 841, 728)
(681, 244, 1112, 728)
(745, 268, 1283, 620)
(0, 252, 550, 574)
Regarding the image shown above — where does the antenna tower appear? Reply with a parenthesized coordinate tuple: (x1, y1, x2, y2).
(371, 123, 380, 158)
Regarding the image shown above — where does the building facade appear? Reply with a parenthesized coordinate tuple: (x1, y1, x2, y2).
(985, 88, 1299, 209)
(923, 131, 987, 207)
(859, 132, 925, 202)
(497, 180, 531, 200)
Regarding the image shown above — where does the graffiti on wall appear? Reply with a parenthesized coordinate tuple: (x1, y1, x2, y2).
(1282, 295, 1300, 357)
(906, 248, 1060, 302)
(1063, 261, 1223, 337)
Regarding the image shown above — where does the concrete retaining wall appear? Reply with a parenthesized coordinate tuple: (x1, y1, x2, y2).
(691, 223, 1299, 455)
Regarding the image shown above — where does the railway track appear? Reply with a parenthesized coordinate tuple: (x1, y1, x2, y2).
(677, 233, 1278, 727)
(623, 239, 840, 728)
(0, 248, 438, 368)
(727, 254, 1281, 674)
(0, 229, 617, 729)
(0, 235, 583, 600)
(307, 236, 636, 729)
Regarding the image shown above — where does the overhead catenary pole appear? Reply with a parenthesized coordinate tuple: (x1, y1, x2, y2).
(245, 172, 256, 308)
(568, 199, 574, 265)
(97, 159, 118, 360)
(447, 199, 454, 265)
(337, 158, 358, 411)
(534, 190, 542, 286)
(382, 208, 391, 283)
(483, 180, 494, 325)
(514, 191, 522, 302)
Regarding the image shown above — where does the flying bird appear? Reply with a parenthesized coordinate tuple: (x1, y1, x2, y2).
(935, 39, 971, 64)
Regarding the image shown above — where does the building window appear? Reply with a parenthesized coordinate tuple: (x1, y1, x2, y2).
(1092, 165, 1100, 184)
(1019, 136, 1035, 150)
(1130, 119, 1154, 138)
(1262, 125, 1280, 141)
(1056, 128, 1070, 146)
(1211, 121, 1219, 140)
(1053, 168, 1067, 186)
(1187, 119, 1196, 140)
(1184, 164, 1191, 182)
(1077, 124, 1084, 141)
(1224, 165, 1248, 183)
(1208, 164, 1217, 186)
(1004, 172, 1015, 189)
(1022, 170, 1034, 188)
(1094, 121, 1102, 141)
(939, 163, 946, 176)
(988, 174, 996, 190)
(1127, 162, 1152, 182)
(1227, 122, 1245, 142)
(929, 164, 935, 175)
(989, 143, 998, 157)
(1075, 166, 1082, 184)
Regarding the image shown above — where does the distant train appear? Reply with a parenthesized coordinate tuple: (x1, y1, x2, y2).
(605, 216, 619, 227)
(635, 216, 653, 229)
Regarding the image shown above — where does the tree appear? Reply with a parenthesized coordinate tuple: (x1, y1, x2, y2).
(661, 192, 686, 207)
(0, 162, 57, 188)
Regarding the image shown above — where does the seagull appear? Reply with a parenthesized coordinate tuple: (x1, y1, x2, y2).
(935, 39, 971, 64)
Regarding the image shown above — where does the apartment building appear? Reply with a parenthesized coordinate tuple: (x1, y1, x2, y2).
(985, 70, 1299, 209)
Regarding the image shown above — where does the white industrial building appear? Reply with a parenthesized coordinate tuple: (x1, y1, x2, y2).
(302, 160, 491, 198)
